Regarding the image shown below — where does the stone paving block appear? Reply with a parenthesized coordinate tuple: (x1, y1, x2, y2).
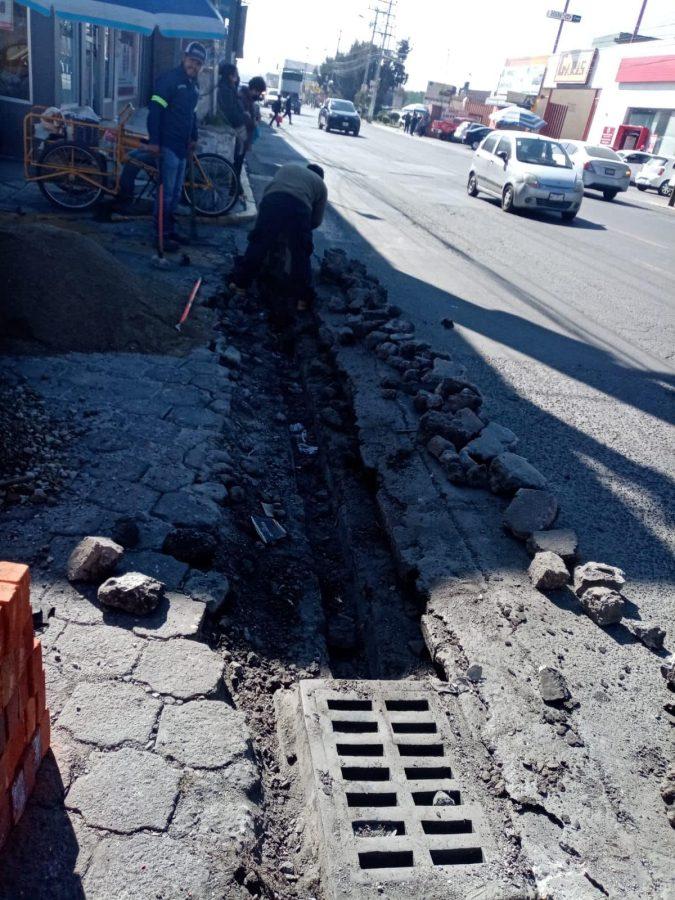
(117, 549, 189, 590)
(133, 592, 206, 640)
(87, 449, 150, 482)
(141, 464, 195, 493)
(134, 638, 224, 698)
(91, 481, 161, 517)
(41, 502, 108, 536)
(154, 490, 221, 528)
(158, 384, 212, 406)
(169, 766, 258, 847)
(58, 680, 162, 747)
(183, 570, 230, 615)
(42, 580, 105, 625)
(66, 747, 180, 832)
(155, 699, 251, 769)
(167, 406, 225, 430)
(55, 622, 144, 677)
(136, 516, 172, 550)
(83, 832, 221, 900)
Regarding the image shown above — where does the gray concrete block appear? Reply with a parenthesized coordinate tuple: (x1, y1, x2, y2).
(155, 699, 251, 769)
(117, 550, 189, 590)
(55, 622, 144, 677)
(58, 680, 162, 748)
(66, 748, 180, 832)
(134, 638, 223, 698)
(133, 592, 206, 640)
(153, 490, 221, 528)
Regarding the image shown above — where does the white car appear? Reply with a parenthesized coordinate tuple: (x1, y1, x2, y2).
(560, 140, 630, 201)
(263, 89, 280, 109)
(617, 150, 655, 183)
(635, 156, 675, 196)
(468, 131, 583, 221)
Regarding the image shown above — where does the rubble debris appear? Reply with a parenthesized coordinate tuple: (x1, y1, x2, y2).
(67, 536, 124, 583)
(538, 666, 571, 703)
(577, 586, 625, 627)
(528, 552, 570, 591)
(97, 571, 164, 614)
(251, 515, 288, 545)
(466, 664, 483, 682)
(573, 562, 626, 597)
(463, 421, 518, 463)
(526, 529, 578, 563)
(630, 623, 666, 652)
(660, 657, 675, 690)
(162, 528, 217, 568)
(418, 409, 483, 449)
(503, 489, 558, 539)
(440, 317, 454, 329)
(489, 452, 547, 495)
(111, 517, 140, 549)
(220, 345, 242, 368)
(432, 790, 455, 806)
(183, 570, 230, 616)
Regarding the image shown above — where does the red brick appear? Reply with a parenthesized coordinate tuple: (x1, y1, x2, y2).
(21, 743, 36, 797)
(38, 709, 50, 759)
(0, 654, 17, 708)
(24, 697, 36, 742)
(0, 563, 30, 603)
(28, 641, 43, 696)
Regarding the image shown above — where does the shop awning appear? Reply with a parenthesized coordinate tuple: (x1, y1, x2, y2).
(18, 0, 226, 39)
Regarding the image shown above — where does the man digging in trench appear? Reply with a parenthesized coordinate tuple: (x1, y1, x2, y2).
(228, 162, 327, 323)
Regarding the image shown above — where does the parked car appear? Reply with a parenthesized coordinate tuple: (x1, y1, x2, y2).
(468, 131, 583, 221)
(430, 116, 469, 141)
(634, 155, 675, 196)
(463, 124, 492, 149)
(560, 140, 630, 200)
(617, 150, 655, 183)
(263, 89, 280, 109)
(318, 98, 361, 135)
(453, 121, 476, 143)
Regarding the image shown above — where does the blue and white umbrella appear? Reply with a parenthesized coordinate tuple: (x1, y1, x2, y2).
(21, 0, 226, 39)
(490, 106, 546, 132)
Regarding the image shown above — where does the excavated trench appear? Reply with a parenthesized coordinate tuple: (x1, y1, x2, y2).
(206, 283, 432, 898)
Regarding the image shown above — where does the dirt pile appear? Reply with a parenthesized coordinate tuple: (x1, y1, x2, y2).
(0, 223, 208, 354)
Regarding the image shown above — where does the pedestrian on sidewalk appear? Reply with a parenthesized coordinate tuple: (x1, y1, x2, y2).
(234, 75, 266, 194)
(410, 113, 419, 135)
(113, 42, 205, 251)
(217, 62, 249, 193)
(402, 112, 411, 133)
(229, 163, 327, 313)
(269, 95, 282, 127)
(283, 94, 293, 125)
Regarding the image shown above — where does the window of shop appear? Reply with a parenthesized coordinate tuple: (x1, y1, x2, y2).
(56, 19, 78, 105)
(0, 1, 30, 102)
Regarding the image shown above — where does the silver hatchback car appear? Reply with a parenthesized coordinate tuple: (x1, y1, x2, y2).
(560, 140, 631, 201)
(468, 131, 583, 221)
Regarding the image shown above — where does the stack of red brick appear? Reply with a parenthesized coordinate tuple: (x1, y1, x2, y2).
(0, 562, 50, 850)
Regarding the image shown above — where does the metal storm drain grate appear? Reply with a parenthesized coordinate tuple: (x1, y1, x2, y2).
(297, 680, 490, 897)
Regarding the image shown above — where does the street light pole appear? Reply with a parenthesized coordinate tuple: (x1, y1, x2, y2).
(631, 0, 648, 41)
(551, 0, 571, 54)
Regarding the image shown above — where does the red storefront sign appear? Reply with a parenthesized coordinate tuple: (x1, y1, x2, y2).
(600, 126, 615, 146)
(616, 55, 675, 83)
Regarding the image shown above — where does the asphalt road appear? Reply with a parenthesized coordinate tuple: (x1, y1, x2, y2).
(248, 114, 675, 614)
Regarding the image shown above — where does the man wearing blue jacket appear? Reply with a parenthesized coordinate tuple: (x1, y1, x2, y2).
(116, 41, 205, 251)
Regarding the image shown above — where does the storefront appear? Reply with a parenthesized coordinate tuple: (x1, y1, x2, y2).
(585, 40, 675, 156)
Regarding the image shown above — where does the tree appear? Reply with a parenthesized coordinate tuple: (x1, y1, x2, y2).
(317, 41, 376, 101)
(375, 39, 410, 112)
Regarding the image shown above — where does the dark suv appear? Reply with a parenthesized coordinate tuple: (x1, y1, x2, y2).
(318, 98, 361, 136)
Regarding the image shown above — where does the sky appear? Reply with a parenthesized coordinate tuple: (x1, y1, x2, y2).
(238, 0, 675, 92)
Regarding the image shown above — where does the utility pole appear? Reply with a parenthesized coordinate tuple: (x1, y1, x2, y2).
(367, 0, 395, 121)
(631, 0, 648, 41)
(551, 0, 571, 54)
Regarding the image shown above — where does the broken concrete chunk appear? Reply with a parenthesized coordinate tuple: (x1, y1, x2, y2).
(466, 664, 483, 682)
(503, 490, 558, 540)
(427, 435, 455, 460)
(526, 529, 578, 563)
(432, 790, 455, 806)
(434, 377, 478, 399)
(98, 572, 164, 615)
(528, 552, 570, 591)
(439, 449, 466, 484)
(220, 345, 242, 368)
(573, 562, 625, 597)
(183, 570, 230, 616)
(463, 421, 518, 463)
(490, 453, 547, 496)
(67, 536, 124, 583)
(465, 464, 489, 489)
(444, 388, 483, 414)
(630, 623, 666, 652)
(413, 390, 442, 413)
(420, 407, 484, 450)
(538, 666, 570, 703)
(661, 657, 675, 689)
(578, 586, 625, 626)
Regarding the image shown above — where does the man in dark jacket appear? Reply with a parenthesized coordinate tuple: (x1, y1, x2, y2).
(116, 41, 205, 250)
(229, 163, 327, 310)
(269, 95, 282, 128)
(283, 94, 293, 125)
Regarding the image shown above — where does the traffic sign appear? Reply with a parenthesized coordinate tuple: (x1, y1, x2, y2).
(547, 9, 582, 22)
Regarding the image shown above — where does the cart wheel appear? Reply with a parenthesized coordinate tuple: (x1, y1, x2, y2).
(183, 153, 239, 217)
(37, 141, 107, 211)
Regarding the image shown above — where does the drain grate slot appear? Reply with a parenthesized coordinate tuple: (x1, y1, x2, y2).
(328, 699, 373, 711)
(359, 850, 414, 869)
(352, 820, 406, 837)
(385, 699, 429, 712)
(337, 743, 384, 757)
(430, 848, 483, 866)
(422, 819, 473, 835)
(342, 766, 391, 782)
(404, 766, 453, 780)
(392, 721, 437, 734)
(347, 792, 398, 807)
(397, 743, 444, 757)
(412, 790, 461, 806)
(332, 720, 379, 733)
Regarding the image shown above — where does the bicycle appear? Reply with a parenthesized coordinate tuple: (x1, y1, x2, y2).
(23, 104, 239, 217)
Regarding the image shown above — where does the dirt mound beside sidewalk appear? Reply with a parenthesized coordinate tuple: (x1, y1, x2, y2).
(0, 222, 208, 354)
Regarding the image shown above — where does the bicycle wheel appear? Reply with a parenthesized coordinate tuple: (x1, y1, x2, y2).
(183, 153, 239, 216)
(37, 141, 107, 211)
